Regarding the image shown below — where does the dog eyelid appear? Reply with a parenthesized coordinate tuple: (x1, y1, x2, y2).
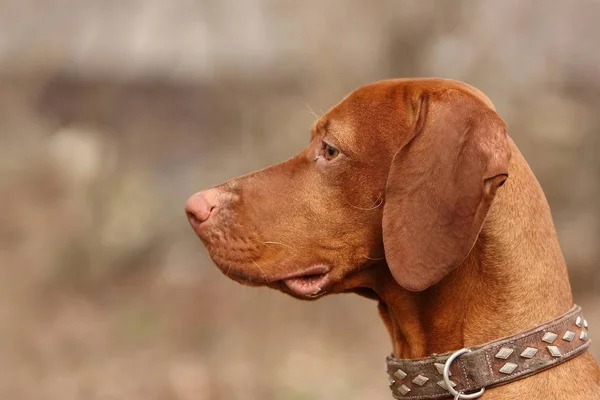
(319, 140, 340, 161)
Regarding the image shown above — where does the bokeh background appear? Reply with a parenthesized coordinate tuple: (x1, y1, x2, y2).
(1, 1, 599, 399)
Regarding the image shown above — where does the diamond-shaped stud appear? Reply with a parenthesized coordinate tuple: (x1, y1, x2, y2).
(434, 362, 447, 375)
(412, 374, 429, 386)
(584, 319, 588, 329)
(520, 347, 538, 358)
(547, 345, 561, 357)
(388, 376, 396, 386)
(576, 316, 583, 327)
(499, 362, 518, 374)
(542, 332, 558, 343)
(580, 331, 588, 341)
(398, 384, 411, 395)
(393, 369, 407, 380)
(562, 330, 575, 342)
(437, 379, 457, 390)
(494, 347, 514, 359)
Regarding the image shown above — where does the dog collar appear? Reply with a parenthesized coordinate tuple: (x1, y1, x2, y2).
(386, 305, 591, 399)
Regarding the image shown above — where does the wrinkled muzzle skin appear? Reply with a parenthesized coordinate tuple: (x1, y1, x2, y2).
(186, 85, 409, 299)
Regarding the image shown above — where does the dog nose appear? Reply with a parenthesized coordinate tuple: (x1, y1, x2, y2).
(185, 190, 217, 224)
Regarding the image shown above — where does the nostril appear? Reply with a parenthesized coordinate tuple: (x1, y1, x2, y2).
(186, 210, 199, 224)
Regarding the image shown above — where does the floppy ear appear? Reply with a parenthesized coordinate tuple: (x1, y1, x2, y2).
(382, 89, 511, 291)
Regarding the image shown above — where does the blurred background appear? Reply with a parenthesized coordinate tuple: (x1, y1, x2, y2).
(1, 1, 599, 399)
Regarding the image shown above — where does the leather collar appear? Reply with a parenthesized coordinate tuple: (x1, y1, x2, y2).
(386, 305, 591, 399)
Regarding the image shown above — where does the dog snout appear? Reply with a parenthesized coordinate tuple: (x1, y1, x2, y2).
(185, 189, 218, 225)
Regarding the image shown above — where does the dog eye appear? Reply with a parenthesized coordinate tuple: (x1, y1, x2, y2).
(322, 142, 340, 160)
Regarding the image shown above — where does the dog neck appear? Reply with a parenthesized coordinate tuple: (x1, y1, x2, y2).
(371, 140, 574, 359)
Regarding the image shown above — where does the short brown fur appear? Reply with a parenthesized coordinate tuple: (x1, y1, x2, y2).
(186, 78, 600, 399)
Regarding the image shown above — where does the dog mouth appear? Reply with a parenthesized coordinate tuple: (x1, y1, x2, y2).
(276, 265, 331, 298)
(210, 259, 333, 299)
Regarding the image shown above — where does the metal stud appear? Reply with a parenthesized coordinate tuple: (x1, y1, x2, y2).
(412, 374, 429, 386)
(576, 316, 583, 327)
(388, 376, 396, 386)
(398, 384, 411, 395)
(394, 369, 407, 380)
(434, 362, 451, 376)
(499, 362, 518, 374)
(437, 379, 457, 390)
(520, 347, 538, 358)
(542, 332, 558, 343)
(584, 319, 588, 329)
(494, 347, 514, 359)
(562, 330, 575, 342)
(580, 330, 588, 341)
(547, 345, 561, 357)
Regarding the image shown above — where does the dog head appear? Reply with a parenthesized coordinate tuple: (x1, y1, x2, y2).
(186, 78, 510, 298)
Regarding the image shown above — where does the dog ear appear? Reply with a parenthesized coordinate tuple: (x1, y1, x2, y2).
(382, 89, 511, 291)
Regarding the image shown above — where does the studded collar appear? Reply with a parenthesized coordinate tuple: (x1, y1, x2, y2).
(386, 305, 591, 399)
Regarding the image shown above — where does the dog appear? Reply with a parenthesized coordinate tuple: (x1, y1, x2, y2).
(186, 78, 600, 399)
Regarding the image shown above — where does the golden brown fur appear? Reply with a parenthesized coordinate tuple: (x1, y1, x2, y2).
(186, 78, 600, 398)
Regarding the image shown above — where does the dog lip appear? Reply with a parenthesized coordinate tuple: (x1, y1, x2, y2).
(275, 264, 332, 298)
(282, 274, 329, 297)
(270, 264, 331, 282)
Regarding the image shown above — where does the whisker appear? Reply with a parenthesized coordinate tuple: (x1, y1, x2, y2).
(214, 249, 233, 278)
(251, 259, 268, 282)
(303, 102, 320, 120)
(225, 261, 232, 278)
(263, 241, 298, 253)
(363, 254, 386, 261)
(345, 195, 384, 211)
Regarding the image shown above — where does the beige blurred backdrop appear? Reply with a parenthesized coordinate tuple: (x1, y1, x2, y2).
(1, 1, 599, 399)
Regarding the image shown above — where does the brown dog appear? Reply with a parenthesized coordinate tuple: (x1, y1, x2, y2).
(186, 78, 600, 399)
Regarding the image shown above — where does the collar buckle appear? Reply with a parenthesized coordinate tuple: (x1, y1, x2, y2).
(443, 348, 485, 399)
